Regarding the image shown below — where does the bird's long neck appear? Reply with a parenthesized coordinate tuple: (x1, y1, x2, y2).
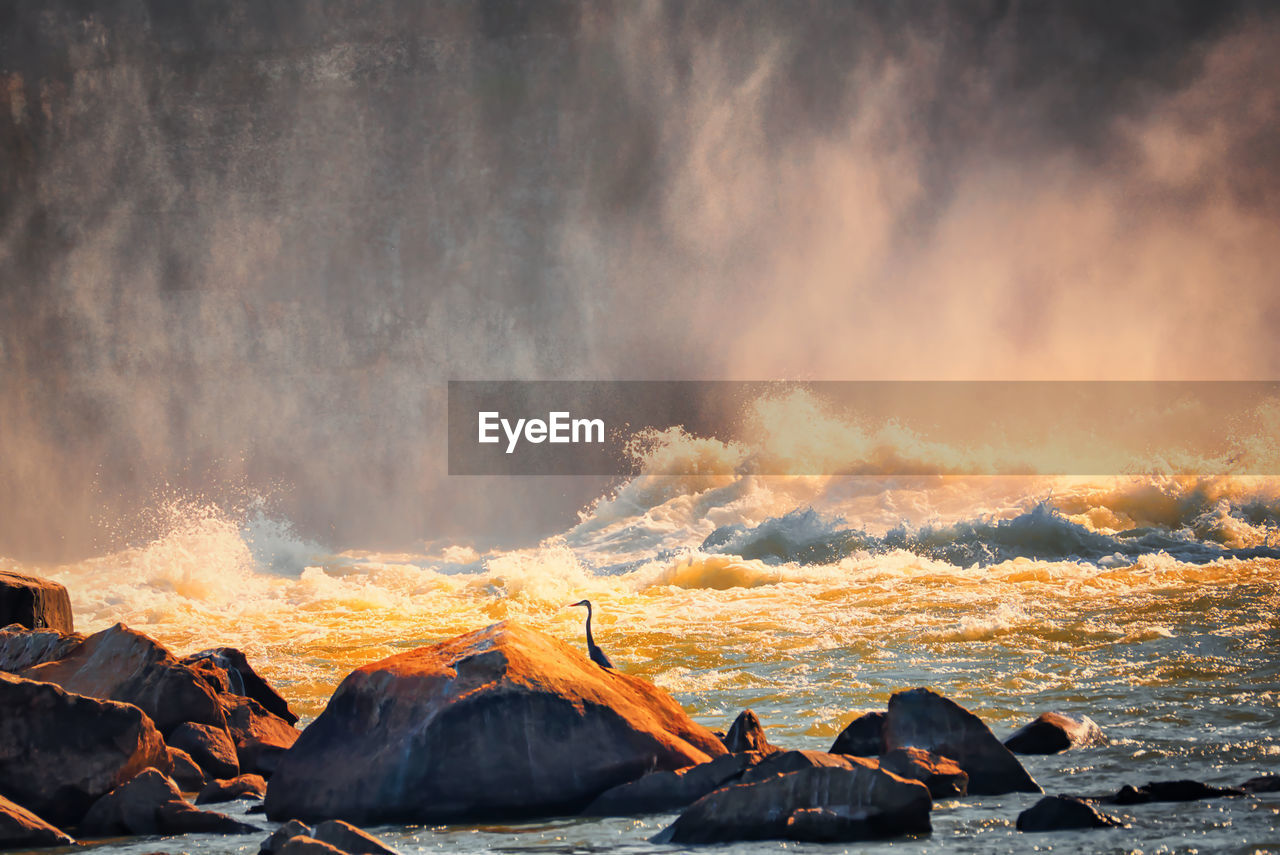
(584, 602, 596, 647)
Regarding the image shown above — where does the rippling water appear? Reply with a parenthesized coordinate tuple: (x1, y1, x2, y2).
(7, 448, 1280, 853)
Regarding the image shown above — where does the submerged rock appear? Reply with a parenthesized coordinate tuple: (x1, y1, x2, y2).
(581, 751, 764, 816)
(880, 747, 968, 798)
(0, 624, 84, 672)
(265, 620, 726, 823)
(1241, 775, 1280, 793)
(1004, 712, 1108, 754)
(652, 764, 932, 844)
(0, 671, 170, 826)
(0, 793, 75, 849)
(169, 721, 240, 779)
(1017, 795, 1123, 831)
(1109, 780, 1246, 804)
(183, 647, 299, 725)
(197, 773, 268, 805)
(882, 688, 1040, 795)
(723, 709, 778, 754)
(829, 711, 885, 756)
(21, 622, 225, 732)
(0, 571, 73, 633)
(80, 767, 259, 836)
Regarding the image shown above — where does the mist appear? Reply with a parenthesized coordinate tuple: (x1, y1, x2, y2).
(2, 0, 1278, 560)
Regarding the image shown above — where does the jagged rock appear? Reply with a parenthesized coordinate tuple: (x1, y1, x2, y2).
(1241, 775, 1280, 793)
(278, 836, 346, 855)
(1018, 795, 1123, 831)
(1004, 712, 1108, 754)
(1109, 780, 1246, 804)
(265, 620, 726, 823)
(0, 571, 73, 633)
(183, 647, 299, 725)
(652, 764, 932, 844)
(0, 624, 84, 672)
(21, 623, 225, 732)
(882, 688, 1040, 795)
(221, 693, 300, 776)
(260, 819, 312, 854)
(80, 767, 259, 836)
(166, 746, 207, 791)
(829, 711, 884, 756)
(169, 721, 240, 779)
(0, 671, 170, 826)
(0, 792, 75, 848)
(197, 774, 267, 805)
(313, 819, 400, 855)
(879, 747, 968, 798)
(581, 751, 764, 816)
(723, 709, 777, 754)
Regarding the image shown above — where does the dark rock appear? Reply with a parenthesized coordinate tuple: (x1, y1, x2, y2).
(278, 836, 347, 855)
(1017, 795, 1123, 831)
(723, 709, 777, 754)
(829, 711, 885, 756)
(0, 571, 73, 633)
(169, 721, 240, 779)
(739, 749, 868, 784)
(1004, 712, 1108, 754)
(581, 751, 764, 816)
(80, 767, 259, 836)
(21, 622, 225, 732)
(265, 620, 726, 824)
(882, 688, 1040, 795)
(260, 818, 312, 854)
(1108, 779, 1246, 804)
(313, 819, 400, 855)
(183, 648, 299, 725)
(0, 792, 75, 848)
(652, 764, 932, 844)
(0, 671, 170, 826)
(197, 774, 268, 805)
(166, 746, 207, 791)
(221, 693, 300, 776)
(1242, 775, 1280, 793)
(880, 747, 968, 798)
(1112, 784, 1150, 805)
(0, 624, 84, 672)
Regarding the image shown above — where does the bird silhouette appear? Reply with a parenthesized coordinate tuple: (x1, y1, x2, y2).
(568, 599, 614, 669)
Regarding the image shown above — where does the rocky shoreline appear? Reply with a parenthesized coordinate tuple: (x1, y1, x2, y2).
(2, 569, 1276, 850)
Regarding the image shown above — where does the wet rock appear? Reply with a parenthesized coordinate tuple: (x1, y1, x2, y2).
(313, 819, 400, 855)
(581, 751, 764, 816)
(1109, 780, 1246, 804)
(882, 688, 1040, 795)
(197, 774, 268, 805)
(221, 693, 300, 776)
(1241, 775, 1280, 793)
(0, 571, 73, 633)
(265, 620, 726, 823)
(739, 749, 869, 784)
(183, 647, 299, 725)
(829, 711, 885, 756)
(652, 764, 932, 844)
(1004, 712, 1108, 754)
(166, 746, 207, 791)
(0, 624, 84, 672)
(0, 792, 75, 848)
(278, 836, 347, 855)
(260, 819, 312, 854)
(880, 747, 968, 798)
(1017, 795, 1123, 831)
(169, 721, 240, 779)
(723, 709, 778, 754)
(80, 767, 259, 836)
(21, 622, 225, 732)
(0, 671, 170, 826)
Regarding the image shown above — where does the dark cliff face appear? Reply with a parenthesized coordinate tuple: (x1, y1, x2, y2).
(0, 1, 1275, 559)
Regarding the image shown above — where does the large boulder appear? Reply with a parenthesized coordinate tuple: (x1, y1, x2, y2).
(1004, 712, 1108, 754)
(265, 620, 726, 823)
(581, 751, 764, 816)
(0, 793, 74, 849)
(652, 764, 932, 844)
(879, 747, 968, 798)
(0, 624, 84, 672)
(80, 767, 259, 835)
(739, 749, 865, 784)
(21, 622, 225, 733)
(1017, 795, 1123, 831)
(183, 647, 299, 725)
(829, 711, 885, 756)
(168, 721, 240, 779)
(197, 774, 268, 805)
(221, 693, 300, 776)
(0, 571, 73, 633)
(882, 688, 1040, 795)
(0, 671, 170, 826)
(723, 709, 778, 754)
(312, 819, 400, 855)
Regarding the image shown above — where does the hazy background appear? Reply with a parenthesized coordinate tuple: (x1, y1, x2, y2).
(2, 0, 1278, 560)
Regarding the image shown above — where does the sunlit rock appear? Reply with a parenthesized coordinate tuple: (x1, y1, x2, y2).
(1004, 712, 1108, 754)
(0, 571, 73, 633)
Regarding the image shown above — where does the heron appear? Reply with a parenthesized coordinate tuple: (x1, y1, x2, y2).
(568, 599, 614, 669)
